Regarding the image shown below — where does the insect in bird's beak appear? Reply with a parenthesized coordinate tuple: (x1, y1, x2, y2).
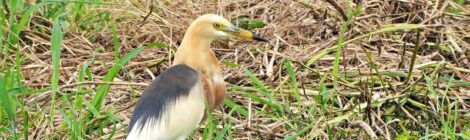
(224, 25, 268, 42)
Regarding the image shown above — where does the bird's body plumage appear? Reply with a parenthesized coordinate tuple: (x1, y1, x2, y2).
(127, 65, 204, 140)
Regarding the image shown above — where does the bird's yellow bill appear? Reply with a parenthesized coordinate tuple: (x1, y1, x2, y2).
(237, 30, 268, 42)
(226, 25, 268, 42)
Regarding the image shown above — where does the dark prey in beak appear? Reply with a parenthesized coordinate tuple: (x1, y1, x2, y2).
(253, 34, 268, 42)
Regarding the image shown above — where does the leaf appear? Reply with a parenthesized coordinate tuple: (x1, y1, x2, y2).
(283, 123, 313, 140)
(221, 61, 240, 68)
(85, 101, 99, 116)
(232, 17, 266, 29)
(50, 13, 66, 124)
(0, 76, 15, 127)
(17, 3, 46, 35)
(215, 124, 231, 140)
(248, 20, 265, 29)
(243, 68, 283, 114)
(395, 134, 418, 140)
(223, 99, 248, 117)
(60, 109, 72, 129)
(285, 59, 302, 105)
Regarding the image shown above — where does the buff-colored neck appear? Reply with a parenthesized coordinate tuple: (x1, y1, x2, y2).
(173, 27, 220, 76)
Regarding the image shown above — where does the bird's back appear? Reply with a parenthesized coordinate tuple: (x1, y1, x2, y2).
(127, 64, 205, 140)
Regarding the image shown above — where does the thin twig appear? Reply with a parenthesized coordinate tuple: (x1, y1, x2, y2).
(349, 120, 378, 140)
(135, 2, 154, 32)
(400, 76, 425, 94)
(405, 29, 422, 84)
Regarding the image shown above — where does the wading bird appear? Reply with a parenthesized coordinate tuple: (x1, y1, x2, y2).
(127, 14, 267, 140)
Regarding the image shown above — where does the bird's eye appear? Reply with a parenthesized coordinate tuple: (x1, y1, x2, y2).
(213, 23, 221, 29)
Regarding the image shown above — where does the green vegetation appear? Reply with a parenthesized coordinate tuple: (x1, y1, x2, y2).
(1, 0, 469, 139)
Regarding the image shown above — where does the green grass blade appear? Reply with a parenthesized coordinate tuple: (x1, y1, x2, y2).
(0, 9, 7, 62)
(318, 74, 329, 111)
(50, 13, 65, 128)
(243, 92, 281, 113)
(332, 0, 359, 93)
(13, 25, 23, 140)
(449, 0, 465, 14)
(85, 101, 99, 116)
(6, 0, 25, 48)
(215, 124, 231, 140)
(285, 59, 303, 110)
(17, 3, 46, 33)
(360, 47, 388, 92)
(283, 123, 313, 140)
(202, 100, 215, 140)
(242, 68, 272, 98)
(0, 76, 16, 138)
(242, 68, 283, 114)
(60, 109, 73, 131)
(8, 0, 24, 14)
(223, 98, 248, 117)
(91, 46, 144, 110)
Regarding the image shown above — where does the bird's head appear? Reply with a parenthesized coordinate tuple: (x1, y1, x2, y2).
(187, 14, 267, 42)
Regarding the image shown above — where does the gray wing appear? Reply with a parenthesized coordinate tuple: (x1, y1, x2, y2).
(128, 64, 200, 133)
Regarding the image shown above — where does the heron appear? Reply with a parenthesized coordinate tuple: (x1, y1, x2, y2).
(127, 14, 267, 140)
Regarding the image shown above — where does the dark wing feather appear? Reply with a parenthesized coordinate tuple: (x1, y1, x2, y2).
(128, 64, 199, 133)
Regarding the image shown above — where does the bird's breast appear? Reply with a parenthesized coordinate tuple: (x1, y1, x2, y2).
(202, 74, 226, 111)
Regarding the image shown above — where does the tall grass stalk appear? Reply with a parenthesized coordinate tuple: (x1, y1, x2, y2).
(332, 0, 360, 93)
(50, 13, 66, 130)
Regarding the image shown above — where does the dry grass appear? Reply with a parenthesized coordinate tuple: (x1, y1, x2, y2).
(1, 0, 470, 139)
